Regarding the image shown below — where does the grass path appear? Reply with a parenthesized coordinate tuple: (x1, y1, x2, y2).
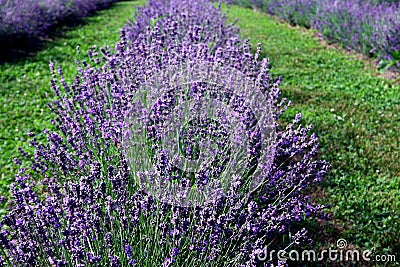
(227, 6, 400, 255)
(0, 0, 146, 201)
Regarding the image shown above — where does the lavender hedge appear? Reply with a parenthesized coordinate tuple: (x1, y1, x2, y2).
(0, 0, 120, 46)
(0, 0, 329, 266)
(231, 0, 400, 71)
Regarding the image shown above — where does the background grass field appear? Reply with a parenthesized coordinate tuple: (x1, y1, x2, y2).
(226, 5, 399, 256)
(0, 0, 398, 261)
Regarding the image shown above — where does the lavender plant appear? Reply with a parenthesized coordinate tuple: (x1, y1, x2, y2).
(0, 0, 120, 45)
(230, 0, 400, 71)
(0, 0, 329, 266)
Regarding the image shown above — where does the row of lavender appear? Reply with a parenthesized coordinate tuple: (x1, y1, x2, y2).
(0, 0, 328, 266)
(0, 0, 120, 45)
(232, 0, 400, 71)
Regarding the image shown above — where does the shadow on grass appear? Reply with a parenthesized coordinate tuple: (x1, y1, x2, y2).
(0, 2, 119, 65)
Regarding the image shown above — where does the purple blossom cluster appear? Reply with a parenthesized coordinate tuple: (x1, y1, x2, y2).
(0, 0, 120, 45)
(0, 0, 329, 266)
(231, 0, 400, 71)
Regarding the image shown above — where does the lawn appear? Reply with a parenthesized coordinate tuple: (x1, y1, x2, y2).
(226, 5, 400, 257)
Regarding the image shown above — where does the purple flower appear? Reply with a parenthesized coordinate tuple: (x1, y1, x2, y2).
(170, 247, 179, 257)
(231, 0, 400, 70)
(0, 0, 121, 48)
(125, 243, 133, 258)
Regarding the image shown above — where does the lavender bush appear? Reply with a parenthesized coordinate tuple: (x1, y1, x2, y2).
(0, 0, 329, 266)
(230, 0, 400, 71)
(0, 0, 120, 45)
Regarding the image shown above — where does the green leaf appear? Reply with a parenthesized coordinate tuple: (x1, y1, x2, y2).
(391, 50, 400, 60)
(150, 15, 168, 30)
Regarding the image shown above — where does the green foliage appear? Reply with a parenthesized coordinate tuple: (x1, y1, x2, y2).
(227, 5, 400, 258)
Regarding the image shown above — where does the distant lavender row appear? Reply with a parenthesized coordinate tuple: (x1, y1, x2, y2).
(231, 0, 400, 70)
(0, 0, 328, 266)
(0, 0, 120, 43)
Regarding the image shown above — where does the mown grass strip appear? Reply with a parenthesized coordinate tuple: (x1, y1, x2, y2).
(227, 5, 399, 256)
(0, 0, 146, 201)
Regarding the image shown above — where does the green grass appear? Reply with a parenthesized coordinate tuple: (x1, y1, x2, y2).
(226, 5, 400, 257)
(0, 0, 146, 204)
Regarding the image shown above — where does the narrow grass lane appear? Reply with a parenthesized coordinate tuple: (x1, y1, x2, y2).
(227, 5, 400, 256)
(0, 1, 146, 201)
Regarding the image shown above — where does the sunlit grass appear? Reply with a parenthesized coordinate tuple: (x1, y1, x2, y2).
(227, 5, 400, 257)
